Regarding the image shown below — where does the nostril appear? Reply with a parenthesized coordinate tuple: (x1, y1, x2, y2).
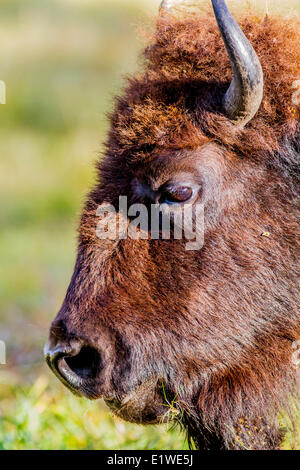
(44, 340, 102, 392)
(64, 346, 101, 379)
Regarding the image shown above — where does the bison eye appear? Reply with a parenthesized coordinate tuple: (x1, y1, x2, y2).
(159, 185, 194, 205)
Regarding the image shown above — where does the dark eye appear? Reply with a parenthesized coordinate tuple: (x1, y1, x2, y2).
(160, 185, 193, 204)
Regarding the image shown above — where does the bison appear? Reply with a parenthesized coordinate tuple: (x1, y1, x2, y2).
(44, 0, 300, 450)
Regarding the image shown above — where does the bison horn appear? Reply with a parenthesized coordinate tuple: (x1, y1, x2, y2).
(160, 0, 264, 127)
(212, 0, 263, 126)
(160, 0, 181, 11)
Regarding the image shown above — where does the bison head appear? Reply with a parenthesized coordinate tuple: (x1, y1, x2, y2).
(45, 0, 300, 449)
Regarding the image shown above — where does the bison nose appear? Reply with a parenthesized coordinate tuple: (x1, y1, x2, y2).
(44, 339, 101, 394)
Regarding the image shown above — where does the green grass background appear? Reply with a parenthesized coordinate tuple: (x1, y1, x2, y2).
(0, 0, 299, 450)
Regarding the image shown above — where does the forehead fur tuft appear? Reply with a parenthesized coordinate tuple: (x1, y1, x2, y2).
(107, 11, 300, 161)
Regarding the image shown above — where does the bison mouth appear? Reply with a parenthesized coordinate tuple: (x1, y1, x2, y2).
(44, 340, 168, 423)
(104, 377, 169, 425)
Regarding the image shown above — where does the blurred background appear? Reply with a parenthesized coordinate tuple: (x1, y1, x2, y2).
(0, 0, 299, 450)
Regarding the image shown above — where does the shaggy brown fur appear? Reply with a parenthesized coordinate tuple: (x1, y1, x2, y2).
(109, 12, 300, 156)
(46, 9, 300, 450)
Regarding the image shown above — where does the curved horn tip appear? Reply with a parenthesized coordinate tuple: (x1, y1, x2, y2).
(211, 0, 264, 126)
(160, 0, 171, 11)
(160, 0, 180, 12)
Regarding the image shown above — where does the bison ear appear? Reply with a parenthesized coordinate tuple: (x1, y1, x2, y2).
(211, 0, 264, 127)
